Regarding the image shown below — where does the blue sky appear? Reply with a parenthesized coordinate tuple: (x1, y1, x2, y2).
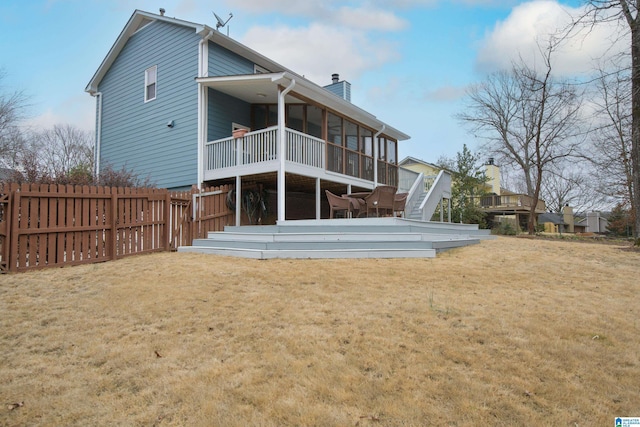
(0, 0, 622, 164)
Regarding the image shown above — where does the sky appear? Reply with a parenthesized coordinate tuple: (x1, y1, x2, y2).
(0, 0, 627, 165)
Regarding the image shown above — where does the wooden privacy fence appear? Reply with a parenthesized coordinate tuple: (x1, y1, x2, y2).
(0, 183, 234, 273)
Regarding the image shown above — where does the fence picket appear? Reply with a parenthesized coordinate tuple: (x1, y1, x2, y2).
(0, 183, 234, 272)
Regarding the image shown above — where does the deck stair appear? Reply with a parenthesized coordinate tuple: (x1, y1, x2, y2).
(179, 217, 493, 259)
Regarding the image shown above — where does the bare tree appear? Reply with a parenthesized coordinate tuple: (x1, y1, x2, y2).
(540, 163, 604, 212)
(12, 124, 93, 184)
(458, 42, 584, 233)
(33, 124, 93, 179)
(588, 66, 635, 210)
(579, 0, 640, 243)
(0, 70, 28, 168)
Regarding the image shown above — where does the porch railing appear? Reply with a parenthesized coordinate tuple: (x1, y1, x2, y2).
(286, 128, 325, 168)
(205, 126, 325, 172)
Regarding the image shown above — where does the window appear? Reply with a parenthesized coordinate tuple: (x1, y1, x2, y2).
(144, 66, 157, 102)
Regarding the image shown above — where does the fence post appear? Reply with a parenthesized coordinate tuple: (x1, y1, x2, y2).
(9, 186, 20, 272)
(164, 190, 171, 251)
(111, 189, 118, 260)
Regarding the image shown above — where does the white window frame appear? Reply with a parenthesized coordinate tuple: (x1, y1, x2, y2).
(144, 65, 157, 102)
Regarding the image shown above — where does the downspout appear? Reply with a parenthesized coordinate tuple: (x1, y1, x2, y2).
(373, 125, 385, 188)
(277, 79, 296, 222)
(94, 91, 103, 177)
(197, 30, 215, 189)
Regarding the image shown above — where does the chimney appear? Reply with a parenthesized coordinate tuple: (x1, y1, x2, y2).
(332, 73, 339, 84)
(484, 159, 501, 195)
(562, 204, 574, 233)
(159, 8, 166, 16)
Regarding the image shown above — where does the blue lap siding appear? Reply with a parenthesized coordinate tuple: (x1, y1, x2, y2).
(98, 20, 199, 189)
(206, 43, 255, 141)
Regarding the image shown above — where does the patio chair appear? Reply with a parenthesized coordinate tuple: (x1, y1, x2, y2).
(393, 192, 408, 217)
(364, 185, 397, 217)
(326, 190, 356, 219)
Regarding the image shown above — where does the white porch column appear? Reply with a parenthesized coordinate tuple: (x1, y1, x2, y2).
(316, 178, 321, 220)
(197, 83, 206, 189)
(448, 198, 452, 223)
(235, 175, 241, 226)
(277, 79, 296, 222)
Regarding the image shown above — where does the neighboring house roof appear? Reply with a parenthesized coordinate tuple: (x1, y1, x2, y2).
(85, 9, 409, 142)
(398, 156, 454, 174)
(538, 213, 566, 225)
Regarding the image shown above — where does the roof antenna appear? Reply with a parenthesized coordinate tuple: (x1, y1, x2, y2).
(213, 12, 233, 35)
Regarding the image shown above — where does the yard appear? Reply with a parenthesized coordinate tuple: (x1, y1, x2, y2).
(1, 236, 638, 426)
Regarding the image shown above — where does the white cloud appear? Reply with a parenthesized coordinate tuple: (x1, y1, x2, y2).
(241, 24, 400, 85)
(222, 0, 407, 32)
(424, 85, 468, 102)
(22, 95, 95, 134)
(476, 1, 629, 76)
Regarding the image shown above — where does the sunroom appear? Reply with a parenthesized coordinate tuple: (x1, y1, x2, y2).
(196, 71, 410, 225)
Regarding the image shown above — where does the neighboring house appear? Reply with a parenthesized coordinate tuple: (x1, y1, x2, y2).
(398, 157, 441, 177)
(575, 212, 610, 234)
(472, 159, 546, 230)
(538, 206, 575, 234)
(85, 9, 411, 224)
(400, 156, 546, 230)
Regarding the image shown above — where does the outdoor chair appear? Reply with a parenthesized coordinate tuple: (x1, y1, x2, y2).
(326, 190, 357, 219)
(393, 192, 408, 217)
(364, 185, 397, 217)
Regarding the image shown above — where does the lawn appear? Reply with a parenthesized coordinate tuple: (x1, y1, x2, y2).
(1, 236, 638, 426)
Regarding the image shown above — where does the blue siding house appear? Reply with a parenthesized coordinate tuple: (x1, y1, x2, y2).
(86, 9, 410, 224)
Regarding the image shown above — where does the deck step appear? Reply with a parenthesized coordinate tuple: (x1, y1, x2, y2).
(178, 217, 492, 260)
(179, 247, 437, 259)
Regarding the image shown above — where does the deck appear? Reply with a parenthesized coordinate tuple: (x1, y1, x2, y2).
(178, 217, 493, 259)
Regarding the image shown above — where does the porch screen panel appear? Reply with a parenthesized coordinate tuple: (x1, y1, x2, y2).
(253, 105, 267, 130)
(306, 105, 323, 139)
(327, 144, 343, 174)
(360, 127, 373, 180)
(287, 105, 304, 132)
(345, 120, 358, 177)
(387, 139, 397, 164)
(377, 160, 387, 185)
(387, 164, 398, 187)
(362, 157, 374, 181)
(327, 113, 343, 146)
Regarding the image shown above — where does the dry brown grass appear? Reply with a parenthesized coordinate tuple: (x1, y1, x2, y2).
(1, 237, 639, 426)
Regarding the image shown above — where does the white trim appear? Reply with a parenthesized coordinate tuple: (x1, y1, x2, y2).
(254, 64, 269, 74)
(144, 65, 157, 102)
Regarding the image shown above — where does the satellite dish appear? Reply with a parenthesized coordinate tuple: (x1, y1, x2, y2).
(213, 12, 233, 31)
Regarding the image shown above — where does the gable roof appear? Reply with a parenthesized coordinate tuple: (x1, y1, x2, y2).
(539, 213, 565, 225)
(399, 156, 441, 170)
(84, 10, 409, 141)
(86, 10, 293, 95)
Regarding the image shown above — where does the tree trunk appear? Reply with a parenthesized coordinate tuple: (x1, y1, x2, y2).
(632, 21, 640, 244)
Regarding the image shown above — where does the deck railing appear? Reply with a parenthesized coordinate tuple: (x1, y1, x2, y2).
(205, 126, 325, 172)
(473, 194, 546, 212)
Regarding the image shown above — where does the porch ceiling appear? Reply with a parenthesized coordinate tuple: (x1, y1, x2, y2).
(197, 74, 302, 105)
(196, 72, 410, 141)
